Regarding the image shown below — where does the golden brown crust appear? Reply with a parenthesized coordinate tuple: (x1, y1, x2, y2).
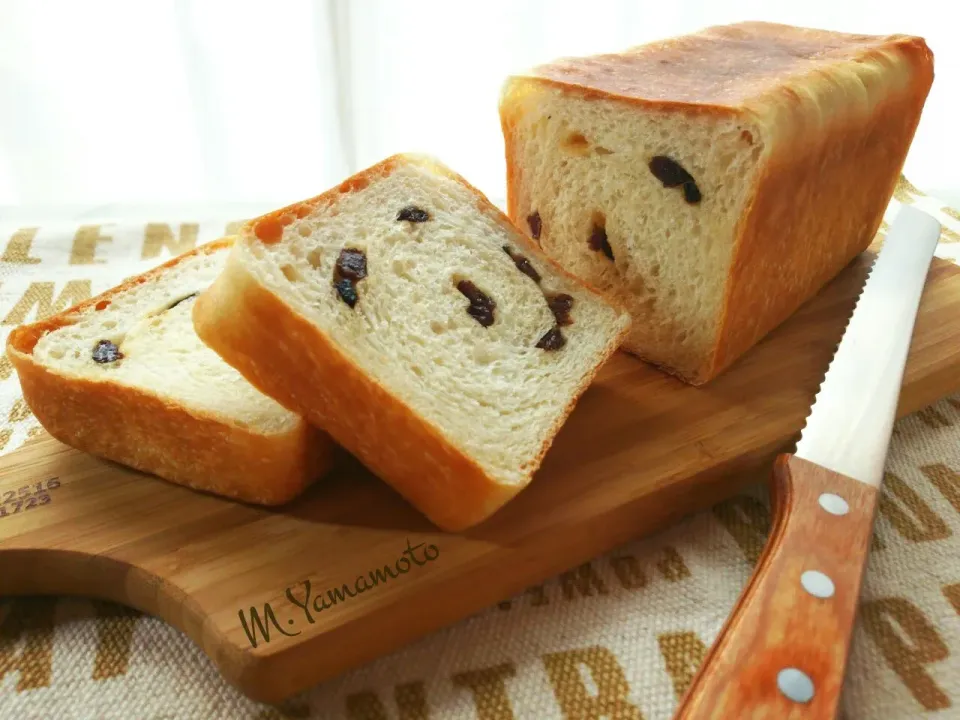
(709, 37, 934, 382)
(521, 21, 924, 110)
(5, 240, 334, 505)
(193, 154, 630, 531)
(500, 22, 934, 385)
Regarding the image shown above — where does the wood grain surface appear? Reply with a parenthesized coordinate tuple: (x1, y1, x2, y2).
(2, 250, 960, 704)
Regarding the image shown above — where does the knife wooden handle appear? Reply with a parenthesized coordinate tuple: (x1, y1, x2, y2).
(673, 454, 879, 719)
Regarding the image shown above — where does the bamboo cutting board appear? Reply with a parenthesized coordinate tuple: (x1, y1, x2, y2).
(2, 250, 960, 705)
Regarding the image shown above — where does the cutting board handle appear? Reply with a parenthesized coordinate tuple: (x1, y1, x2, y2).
(672, 454, 879, 719)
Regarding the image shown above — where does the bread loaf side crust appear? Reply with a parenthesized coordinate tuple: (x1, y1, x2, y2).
(500, 22, 934, 384)
(193, 154, 631, 531)
(5, 240, 334, 505)
(709, 34, 934, 383)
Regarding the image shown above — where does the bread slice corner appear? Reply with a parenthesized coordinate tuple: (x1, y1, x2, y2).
(5, 238, 335, 505)
(192, 153, 631, 530)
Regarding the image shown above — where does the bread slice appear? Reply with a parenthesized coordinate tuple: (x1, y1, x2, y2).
(6, 239, 334, 505)
(191, 154, 631, 530)
(499, 21, 934, 384)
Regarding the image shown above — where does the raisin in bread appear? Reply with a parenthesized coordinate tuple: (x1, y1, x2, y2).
(499, 21, 934, 384)
(6, 239, 334, 505)
(192, 154, 631, 531)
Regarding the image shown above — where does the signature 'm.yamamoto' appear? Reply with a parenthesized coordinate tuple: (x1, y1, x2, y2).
(238, 538, 440, 648)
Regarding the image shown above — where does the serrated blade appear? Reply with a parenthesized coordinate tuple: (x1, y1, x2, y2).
(794, 204, 941, 487)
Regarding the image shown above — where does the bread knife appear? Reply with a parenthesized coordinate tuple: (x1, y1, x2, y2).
(673, 204, 942, 719)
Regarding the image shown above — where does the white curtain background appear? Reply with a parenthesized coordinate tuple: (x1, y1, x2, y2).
(0, 0, 958, 222)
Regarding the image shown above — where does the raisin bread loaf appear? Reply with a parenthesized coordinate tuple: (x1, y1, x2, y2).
(192, 154, 631, 531)
(6, 239, 334, 505)
(499, 21, 934, 384)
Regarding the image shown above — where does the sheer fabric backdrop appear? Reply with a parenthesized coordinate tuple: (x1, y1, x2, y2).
(0, 0, 957, 217)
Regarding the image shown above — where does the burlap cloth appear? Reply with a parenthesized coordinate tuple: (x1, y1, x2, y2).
(1, 179, 959, 719)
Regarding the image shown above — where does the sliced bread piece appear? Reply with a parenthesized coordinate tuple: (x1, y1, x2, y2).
(192, 154, 631, 530)
(499, 21, 934, 384)
(6, 238, 334, 505)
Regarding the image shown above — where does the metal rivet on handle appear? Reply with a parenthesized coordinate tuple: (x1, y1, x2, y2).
(818, 493, 849, 516)
(777, 668, 815, 703)
(801, 570, 835, 599)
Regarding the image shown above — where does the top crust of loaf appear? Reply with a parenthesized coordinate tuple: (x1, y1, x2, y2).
(508, 21, 931, 113)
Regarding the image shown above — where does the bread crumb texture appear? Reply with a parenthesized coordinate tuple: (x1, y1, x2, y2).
(32, 244, 300, 434)
(503, 85, 762, 371)
(238, 155, 630, 486)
